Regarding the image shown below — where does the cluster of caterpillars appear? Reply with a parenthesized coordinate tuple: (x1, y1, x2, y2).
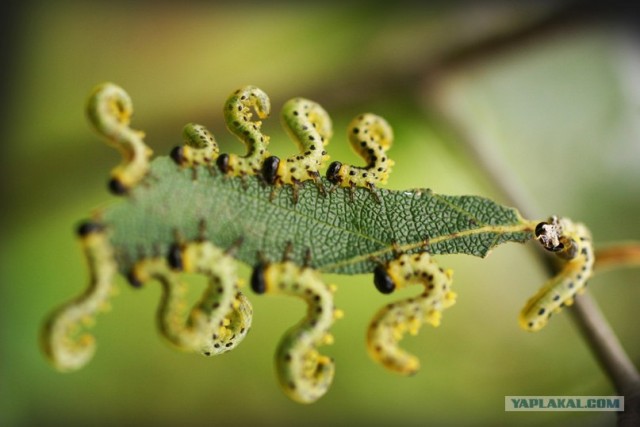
(41, 83, 594, 404)
(167, 85, 394, 202)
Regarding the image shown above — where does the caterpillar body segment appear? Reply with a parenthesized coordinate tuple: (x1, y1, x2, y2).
(128, 257, 202, 352)
(251, 261, 341, 404)
(87, 82, 153, 195)
(217, 86, 271, 176)
(367, 252, 456, 375)
(41, 222, 117, 372)
(326, 113, 394, 192)
(262, 97, 332, 193)
(520, 217, 594, 332)
(170, 123, 220, 167)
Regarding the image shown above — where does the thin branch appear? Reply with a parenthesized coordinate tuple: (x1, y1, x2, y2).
(437, 107, 640, 426)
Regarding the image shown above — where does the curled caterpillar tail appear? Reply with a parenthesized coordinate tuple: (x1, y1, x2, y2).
(251, 261, 340, 404)
(86, 82, 153, 195)
(367, 252, 456, 376)
(41, 221, 117, 372)
(262, 97, 332, 190)
(326, 113, 394, 191)
(170, 123, 219, 167)
(520, 217, 594, 332)
(217, 86, 271, 176)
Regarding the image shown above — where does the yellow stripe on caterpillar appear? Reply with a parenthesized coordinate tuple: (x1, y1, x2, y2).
(520, 217, 594, 331)
(87, 82, 153, 195)
(368, 252, 455, 376)
(250, 260, 338, 404)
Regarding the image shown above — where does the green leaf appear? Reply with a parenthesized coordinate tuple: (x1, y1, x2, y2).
(103, 157, 535, 275)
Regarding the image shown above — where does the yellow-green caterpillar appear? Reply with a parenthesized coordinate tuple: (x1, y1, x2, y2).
(86, 82, 153, 195)
(367, 252, 456, 375)
(128, 240, 252, 355)
(217, 86, 271, 176)
(520, 217, 594, 331)
(41, 222, 118, 372)
(326, 113, 394, 193)
(262, 97, 332, 196)
(251, 259, 342, 404)
(170, 123, 219, 168)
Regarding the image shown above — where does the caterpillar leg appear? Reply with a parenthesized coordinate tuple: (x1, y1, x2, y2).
(170, 123, 220, 168)
(217, 86, 271, 177)
(520, 217, 594, 331)
(41, 221, 118, 372)
(87, 83, 153, 195)
(262, 97, 332, 200)
(367, 252, 456, 375)
(250, 261, 341, 404)
(325, 113, 394, 196)
(129, 241, 252, 355)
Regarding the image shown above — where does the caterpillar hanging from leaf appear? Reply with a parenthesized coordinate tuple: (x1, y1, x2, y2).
(41, 82, 595, 403)
(86, 83, 153, 194)
(368, 251, 457, 375)
(250, 245, 343, 404)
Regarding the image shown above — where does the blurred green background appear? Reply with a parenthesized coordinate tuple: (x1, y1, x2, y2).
(2, 1, 640, 426)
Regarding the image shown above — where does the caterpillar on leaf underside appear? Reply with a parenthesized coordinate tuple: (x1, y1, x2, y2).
(41, 83, 594, 404)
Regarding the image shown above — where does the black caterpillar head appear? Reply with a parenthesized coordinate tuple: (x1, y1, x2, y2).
(108, 177, 129, 195)
(325, 161, 342, 184)
(250, 262, 268, 294)
(535, 217, 564, 252)
(170, 146, 186, 166)
(373, 265, 395, 294)
(262, 156, 280, 185)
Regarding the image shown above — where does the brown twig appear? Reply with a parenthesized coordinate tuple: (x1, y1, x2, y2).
(595, 242, 640, 273)
(435, 104, 640, 426)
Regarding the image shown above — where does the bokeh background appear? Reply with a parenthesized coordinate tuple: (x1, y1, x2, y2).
(2, 1, 640, 426)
